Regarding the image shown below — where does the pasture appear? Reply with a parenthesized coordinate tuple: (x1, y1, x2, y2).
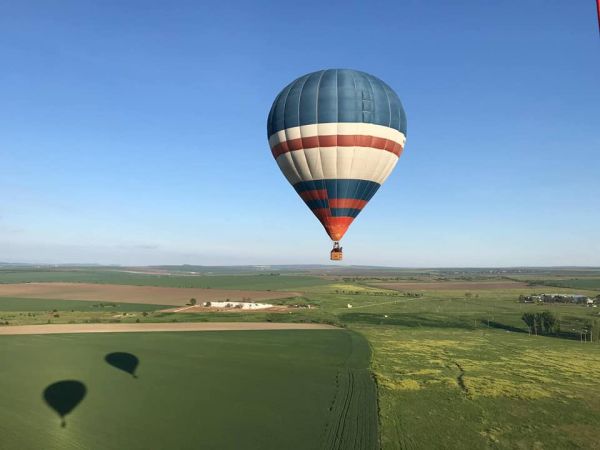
(0, 297, 166, 312)
(305, 280, 600, 449)
(0, 329, 377, 450)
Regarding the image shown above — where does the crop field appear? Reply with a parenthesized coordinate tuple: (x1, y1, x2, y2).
(530, 278, 600, 291)
(0, 269, 328, 290)
(0, 282, 299, 305)
(0, 329, 377, 450)
(2, 267, 600, 448)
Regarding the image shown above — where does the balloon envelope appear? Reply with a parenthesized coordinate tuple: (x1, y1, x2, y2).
(267, 69, 407, 241)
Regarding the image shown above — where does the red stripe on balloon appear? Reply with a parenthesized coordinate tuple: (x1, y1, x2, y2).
(306, 207, 357, 241)
(299, 190, 328, 201)
(322, 217, 354, 242)
(310, 208, 331, 222)
(271, 135, 403, 158)
(329, 199, 367, 209)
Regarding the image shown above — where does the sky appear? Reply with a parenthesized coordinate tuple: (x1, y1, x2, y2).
(0, 0, 599, 267)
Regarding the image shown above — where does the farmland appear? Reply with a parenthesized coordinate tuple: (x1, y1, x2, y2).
(0, 282, 299, 305)
(0, 329, 376, 450)
(528, 278, 600, 291)
(0, 269, 328, 290)
(1, 267, 600, 448)
(310, 278, 600, 449)
(0, 297, 166, 312)
(375, 280, 529, 290)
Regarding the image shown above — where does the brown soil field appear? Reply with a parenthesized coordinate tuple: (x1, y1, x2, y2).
(0, 322, 338, 335)
(0, 283, 300, 306)
(375, 281, 529, 291)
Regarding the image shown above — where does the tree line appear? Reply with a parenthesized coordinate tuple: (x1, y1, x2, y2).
(522, 311, 558, 335)
(522, 311, 600, 342)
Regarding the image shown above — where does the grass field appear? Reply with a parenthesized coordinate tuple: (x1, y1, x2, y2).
(0, 297, 170, 327)
(0, 297, 168, 312)
(2, 267, 600, 448)
(0, 329, 377, 450)
(358, 325, 600, 449)
(302, 280, 600, 449)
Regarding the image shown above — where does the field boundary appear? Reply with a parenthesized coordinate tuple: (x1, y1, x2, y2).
(0, 322, 339, 335)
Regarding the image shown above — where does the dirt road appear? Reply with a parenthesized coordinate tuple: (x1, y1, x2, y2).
(0, 322, 338, 335)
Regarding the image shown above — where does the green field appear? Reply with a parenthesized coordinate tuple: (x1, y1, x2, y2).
(0, 297, 168, 312)
(0, 329, 377, 450)
(0, 296, 337, 327)
(307, 282, 600, 449)
(0, 269, 328, 290)
(532, 278, 600, 291)
(364, 326, 600, 449)
(0, 297, 171, 327)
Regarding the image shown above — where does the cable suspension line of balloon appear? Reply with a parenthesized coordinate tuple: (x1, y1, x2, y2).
(267, 69, 407, 261)
(596, 0, 600, 34)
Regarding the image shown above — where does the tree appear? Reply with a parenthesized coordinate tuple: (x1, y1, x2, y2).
(591, 321, 597, 343)
(593, 319, 600, 343)
(583, 320, 593, 343)
(534, 313, 544, 336)
(540, 311, 557, 334)
(522, 312, 535, 335)
(189, 298, 197, 306)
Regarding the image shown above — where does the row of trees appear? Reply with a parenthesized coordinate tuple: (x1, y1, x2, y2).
(522, 312, 600, 342)
(332, 290, 421, 297)
(522, 311, 558, 335)
(581, 319, 600, 343)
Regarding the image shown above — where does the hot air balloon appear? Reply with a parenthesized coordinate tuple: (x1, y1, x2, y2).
(267, 69, 407, 260)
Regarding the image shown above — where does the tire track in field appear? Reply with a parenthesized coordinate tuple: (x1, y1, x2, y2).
(322, 368, 378, 450)
(323, 369, 354, 449)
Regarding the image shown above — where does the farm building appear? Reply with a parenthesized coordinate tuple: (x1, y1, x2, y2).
(519, 294, 594, 305)
(201, 301, 274, 310)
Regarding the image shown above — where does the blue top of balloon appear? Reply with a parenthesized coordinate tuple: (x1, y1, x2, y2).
(267, 69, 407, 137)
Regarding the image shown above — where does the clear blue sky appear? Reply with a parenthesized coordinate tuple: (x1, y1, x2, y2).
(1, 1, 598, 266)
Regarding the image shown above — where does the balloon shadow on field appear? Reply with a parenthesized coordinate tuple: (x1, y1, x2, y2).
(105, 352, 139, 378)
(43, 380, 87, 428)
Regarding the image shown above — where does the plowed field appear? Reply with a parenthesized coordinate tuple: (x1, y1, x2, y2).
(0, 282, 299, 305)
